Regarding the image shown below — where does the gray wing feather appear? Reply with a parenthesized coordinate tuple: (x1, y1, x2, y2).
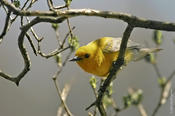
(103, 37, 141, 53)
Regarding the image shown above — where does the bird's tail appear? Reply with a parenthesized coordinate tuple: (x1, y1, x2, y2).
(132, 48, 162, 61)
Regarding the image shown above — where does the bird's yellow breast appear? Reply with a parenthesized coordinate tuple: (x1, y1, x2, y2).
(76, 49, 133, 77)
(76, 46, 117, 77)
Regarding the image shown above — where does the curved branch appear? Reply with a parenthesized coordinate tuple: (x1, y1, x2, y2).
(0, 16, 67, 85)
(0, 23, 31, 86)
(38, 46, 70, 59)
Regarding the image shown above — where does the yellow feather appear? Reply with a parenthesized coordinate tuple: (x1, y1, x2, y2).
(71, 37, 160, 77)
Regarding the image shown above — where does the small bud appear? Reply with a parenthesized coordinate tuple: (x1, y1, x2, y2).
(89, 76, 96, 89)
(123, 88, 143, 108)
(68, 36, 79, 51)
(13, 0, 20, 8)
(158, 77, 167, 88)
(55, 53, 62, 67)
(144, 53, 156, 64)
(123, 95, 132, 108)
(64, 0, 72, 6)
(51, 23, 59, 30)
(131, 89, 143, 105)
(153, 30, 163, 45)
(107, 82, 113, 96)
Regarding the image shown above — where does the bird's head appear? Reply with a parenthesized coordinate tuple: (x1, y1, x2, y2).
(69, 45, 93, 62)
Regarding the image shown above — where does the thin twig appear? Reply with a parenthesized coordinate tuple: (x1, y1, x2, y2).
(53, 51, 73, 116)
(53, 51, 72, 80)
(54, 27, 62, 47)
(25, 0, 38, 10)
(138, 104, 148, 116)
(61, 26, 75, 48)
(47, 0, 67, 11)
(66, 5, 73, 38)
(152, 63, 162, 78)
(36, 18, 75, 58)
(24, 16, 68, 58)
(25, 17, 41, 41)
(57, 83, 72, 116)
(20, 15, 37, 56)
(152, 70, 175, 116)
(53, 78, 73, 116)
(66, 19, 73, 38)
(25, 32, 37, 56)
(150, 49, 175, 116)
(1, 3, 8, 13)
(11, 0, 33, 23)
(0, 10, 12, 43)
(47, 0, 54, 10)
(166, 70, 175, 84)
(53, 6, 74, 115)
(38, 45, 70, 59)
(21, 0, 30, 9)
(152, 81, 171, 116)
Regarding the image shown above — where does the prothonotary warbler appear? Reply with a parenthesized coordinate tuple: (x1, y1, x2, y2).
(70, 37, 161, 77)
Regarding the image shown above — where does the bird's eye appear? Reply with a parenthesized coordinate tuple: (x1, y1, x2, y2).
(84, 54, 90, 58)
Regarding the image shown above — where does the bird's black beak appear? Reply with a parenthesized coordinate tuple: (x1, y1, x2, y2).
(69, 56, 82, 61)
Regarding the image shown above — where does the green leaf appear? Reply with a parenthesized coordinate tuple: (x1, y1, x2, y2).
(51, 23, 59, 30)
(153, 30, 163, 45)
(89, 76, 96, 89)
(68, 36, 79, 51)
(13, 0, 20, 8)
(158, 77, 167, 88)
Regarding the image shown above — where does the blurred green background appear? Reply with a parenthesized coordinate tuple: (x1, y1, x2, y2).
(0, 0, 175, 116)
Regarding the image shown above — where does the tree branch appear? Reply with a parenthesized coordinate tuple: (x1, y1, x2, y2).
(86, 25, 134, 116)
(0, 22, 31, 86)
(25, 32, 37, 56)
(57, 83, 72, 116)
(152, 81, 171, 116)
(0, 16, 67, 85)
(152, 70, 175, 116)
(0, 10, 12, 43)
(53, 50, 73, 116)
(1, 0, 175, 32)
(53, 78, 73, 116)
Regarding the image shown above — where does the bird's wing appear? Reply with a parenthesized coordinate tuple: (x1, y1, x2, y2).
(102, 37, 141, 53)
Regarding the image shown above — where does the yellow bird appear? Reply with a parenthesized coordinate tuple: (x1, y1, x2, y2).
(70, 37, 160, 77)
